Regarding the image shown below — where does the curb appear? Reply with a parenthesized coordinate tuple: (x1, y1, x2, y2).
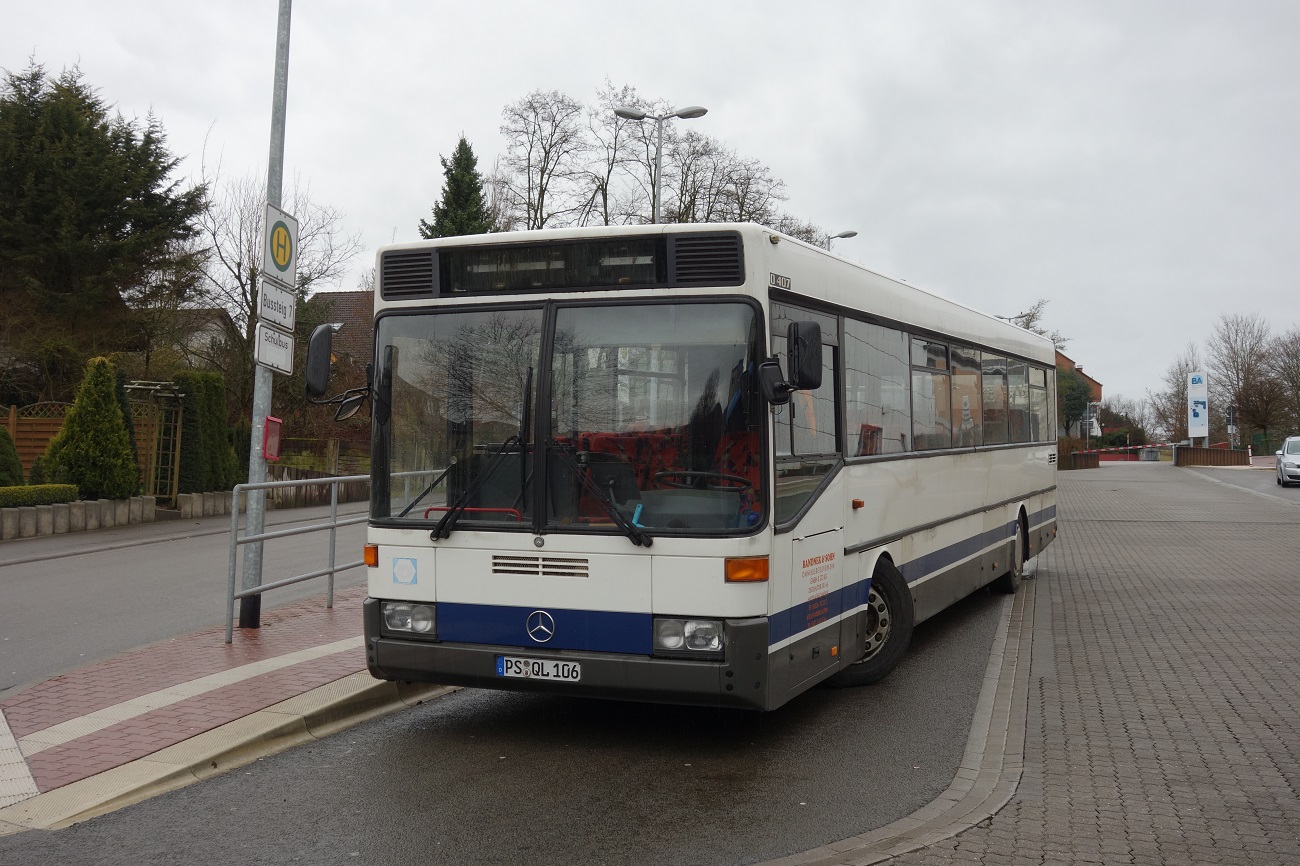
(0, 674, 453, 836)
(755, 571, 1035, 866)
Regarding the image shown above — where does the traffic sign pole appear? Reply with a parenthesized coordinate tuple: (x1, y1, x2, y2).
(241, 0, 292, 630)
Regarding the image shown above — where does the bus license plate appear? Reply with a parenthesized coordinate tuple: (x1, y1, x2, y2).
(497, 656, 581, 682)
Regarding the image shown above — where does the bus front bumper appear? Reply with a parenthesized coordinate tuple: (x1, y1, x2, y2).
(363, 598, 771, 711)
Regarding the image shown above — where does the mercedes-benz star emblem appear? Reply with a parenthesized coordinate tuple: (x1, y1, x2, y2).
(526, 610, 556, 643)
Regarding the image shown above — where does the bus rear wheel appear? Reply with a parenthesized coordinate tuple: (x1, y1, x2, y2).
(992, 517, 1026, 594)
(827, 559, 914, 687)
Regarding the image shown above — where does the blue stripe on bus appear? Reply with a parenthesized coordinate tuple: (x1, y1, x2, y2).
(435, 508, 1060, 654)
(769, 509, 1061, 647)
(897, 520, 1017, 584)
(437, 602, 651, 654)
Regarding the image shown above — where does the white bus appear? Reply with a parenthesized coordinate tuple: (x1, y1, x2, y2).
(306, 223, 1057, 711)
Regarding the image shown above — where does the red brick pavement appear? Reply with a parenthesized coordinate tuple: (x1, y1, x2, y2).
(1, 584, 367, 738)
(22, 647, 364, 792)
(2, 584, 369, 794)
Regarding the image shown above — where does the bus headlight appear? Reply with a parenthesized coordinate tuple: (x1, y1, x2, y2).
(382, 601, 437, 637)
(653, 617, 723, 659)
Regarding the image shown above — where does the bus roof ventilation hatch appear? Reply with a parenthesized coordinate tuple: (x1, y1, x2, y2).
(381, 250, 436, 299)
(668, 232, 744, 286)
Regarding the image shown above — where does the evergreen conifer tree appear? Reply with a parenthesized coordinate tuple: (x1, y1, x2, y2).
(0, 63, 206, 403)
(44, 358, 139, 499)
(418, 136, 493, 238)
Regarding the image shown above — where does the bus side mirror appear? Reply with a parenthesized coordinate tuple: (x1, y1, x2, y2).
(787, 321, 823, 390)
(336, 392, 365, 421)
(758, 358, 791, 405)
(305, 323, 338, 399)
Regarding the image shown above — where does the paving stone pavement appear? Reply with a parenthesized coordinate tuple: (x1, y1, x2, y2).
(0, 584, 368, 805)
(880, 464, 1300, 866)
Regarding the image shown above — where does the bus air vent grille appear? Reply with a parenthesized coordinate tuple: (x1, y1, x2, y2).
(492, 554, 590, 578)
(381, 250, 435, 298)
(1048, 453, 1058, 464)
(669, 232, 743, 286)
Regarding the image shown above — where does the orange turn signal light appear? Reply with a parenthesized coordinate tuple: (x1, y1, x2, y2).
(725, 556, 768, 583)
(364, 544, 379, 568)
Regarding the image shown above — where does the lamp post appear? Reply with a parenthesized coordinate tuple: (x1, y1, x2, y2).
(613, 104, 708, 224)
(827, 230, 857, 250)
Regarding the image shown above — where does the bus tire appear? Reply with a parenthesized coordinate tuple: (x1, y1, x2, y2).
(827, 559, 914, 687)
(991, 516, 1026, 594)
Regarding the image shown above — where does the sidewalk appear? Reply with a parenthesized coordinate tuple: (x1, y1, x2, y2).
(0, 584, 443, 834)
(865, 463, 1300, 865)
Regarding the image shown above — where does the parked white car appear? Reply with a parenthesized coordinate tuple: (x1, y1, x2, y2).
(1276, 437, 1300, 487)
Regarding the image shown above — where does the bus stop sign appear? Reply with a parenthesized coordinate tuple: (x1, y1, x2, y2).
(262, 202, 298, 290)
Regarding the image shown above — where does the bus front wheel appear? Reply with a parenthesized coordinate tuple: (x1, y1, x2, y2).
(827, 559, 914, 687)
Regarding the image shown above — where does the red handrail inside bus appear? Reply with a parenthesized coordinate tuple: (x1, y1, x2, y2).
(423, 506, 524, 521)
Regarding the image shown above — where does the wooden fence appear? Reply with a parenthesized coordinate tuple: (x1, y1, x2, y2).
(1172, 446, 1250, 467)
(7, 403, 170, 491)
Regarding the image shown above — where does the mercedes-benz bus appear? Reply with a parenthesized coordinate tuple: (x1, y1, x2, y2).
(305, 223, 1057, 711)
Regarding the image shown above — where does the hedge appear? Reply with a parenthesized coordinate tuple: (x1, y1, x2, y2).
(0, 484, 79, 508)
(173, 372, 239, 493)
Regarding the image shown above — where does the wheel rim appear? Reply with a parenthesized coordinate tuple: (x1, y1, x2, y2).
(855, 585, 892, 663)
(1013, 522, 1025, 578)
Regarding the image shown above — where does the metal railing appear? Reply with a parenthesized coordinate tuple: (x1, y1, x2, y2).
(225, 474, 369, 643)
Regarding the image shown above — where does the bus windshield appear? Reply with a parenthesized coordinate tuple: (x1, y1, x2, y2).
(374, 301, 764, 535)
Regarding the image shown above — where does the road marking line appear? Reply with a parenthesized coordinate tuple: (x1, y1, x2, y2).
(17, 637, 363, 758)
(0, 709, 40, 808)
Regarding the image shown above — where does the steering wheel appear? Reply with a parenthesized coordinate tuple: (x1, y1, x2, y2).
(652, 470, 752, 491)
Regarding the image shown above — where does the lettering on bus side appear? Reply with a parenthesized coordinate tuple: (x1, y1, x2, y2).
(801, 550, 836, 629)
(769, 272, 792, 290)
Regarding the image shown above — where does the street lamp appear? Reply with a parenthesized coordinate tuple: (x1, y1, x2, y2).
(613, 104, 708, 224)
(827, 230, 857, 250)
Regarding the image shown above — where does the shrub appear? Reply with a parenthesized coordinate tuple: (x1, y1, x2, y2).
(44, 357, 139, 500)
(0, 427, 22, 486)
(28, 456, 46, 485)
(0, 484, 78, 507)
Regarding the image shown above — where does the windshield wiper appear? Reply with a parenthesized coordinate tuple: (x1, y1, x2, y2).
(430, 435, 520, 540)
(398, 462, 456, 517)
(547, 439, 652, 548)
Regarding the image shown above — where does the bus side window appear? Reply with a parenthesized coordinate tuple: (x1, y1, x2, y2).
(771, 302, 841, 526)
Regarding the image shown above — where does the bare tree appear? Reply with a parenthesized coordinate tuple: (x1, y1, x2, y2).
(192, 166, 363, 422)
(499, 90, 588, 229)
(769, 213, 830, 246)
(1147, 343, 1201, 441)
(494, 84, 832, 234)
(481, 156, 519, 232)
(1206, 313, 1285, 446)
(1100, 394, 1153, 443)
(575, 82, 646, 227)
(1010, 299, 1069, 350)
(1268, 327, 1300, 434)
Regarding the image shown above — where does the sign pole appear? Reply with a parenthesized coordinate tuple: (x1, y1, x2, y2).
(241, 0, 292, 629)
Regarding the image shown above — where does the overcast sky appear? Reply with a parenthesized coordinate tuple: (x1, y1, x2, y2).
(5, 0, 1297, 404)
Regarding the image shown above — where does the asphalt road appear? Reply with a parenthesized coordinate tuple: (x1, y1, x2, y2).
(0, 587, 1008, 866)
(1184, 463, 1300, 502)
(0, 505, 368, 697)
